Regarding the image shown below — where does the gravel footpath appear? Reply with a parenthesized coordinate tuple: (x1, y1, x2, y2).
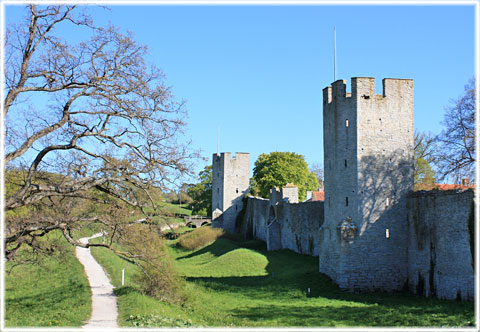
(75, 233, 119, 329)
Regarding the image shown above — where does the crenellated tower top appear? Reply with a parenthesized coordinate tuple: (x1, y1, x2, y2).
(323, 77, 413, 104)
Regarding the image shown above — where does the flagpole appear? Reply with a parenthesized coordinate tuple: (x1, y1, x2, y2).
(217, 126, 220, 156)
(334, 27, 336, 82)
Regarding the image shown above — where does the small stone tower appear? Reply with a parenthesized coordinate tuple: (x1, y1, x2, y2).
(212, 152, 250, 232)
(319, 77, 414, 291)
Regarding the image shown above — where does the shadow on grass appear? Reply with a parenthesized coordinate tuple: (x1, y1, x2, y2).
(175, 236, 474, 327)
(114, 286, 138, 296)
(230, 302, 473, 327)
(176, 238, 240, 260)
(6, 282, 88, 306)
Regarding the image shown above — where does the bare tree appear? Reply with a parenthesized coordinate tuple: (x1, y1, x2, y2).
(4, 5, 195, 260)
(435, 78, 476, 183)
(309, 162, 324, 189)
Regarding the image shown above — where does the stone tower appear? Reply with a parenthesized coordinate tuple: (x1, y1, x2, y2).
(319, 77, 414, 291)
(212, 152, 250, 233)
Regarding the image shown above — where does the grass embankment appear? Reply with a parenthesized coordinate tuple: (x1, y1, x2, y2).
(5, 231, 91, 327)
(126, 202, 192, 226)
(90, 227, 475, 328)
(178, 226, 224, 250)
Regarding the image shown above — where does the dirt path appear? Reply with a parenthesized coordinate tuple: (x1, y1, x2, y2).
(75, 233, 118, 329)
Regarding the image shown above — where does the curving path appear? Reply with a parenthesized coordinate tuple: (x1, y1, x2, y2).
(75, 233, 119, 329)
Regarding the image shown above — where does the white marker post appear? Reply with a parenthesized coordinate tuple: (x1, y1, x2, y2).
(122, 268, 125, 286)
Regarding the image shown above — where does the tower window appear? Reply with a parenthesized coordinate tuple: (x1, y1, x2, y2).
(346, 197, 349, 206)
(345, 119, 349, 127)
(236, 188, 239, 194)
(217, 188, 219, 194)
(344, 159, 347, 168)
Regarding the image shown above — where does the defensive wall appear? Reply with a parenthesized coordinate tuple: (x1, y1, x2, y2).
(212, 77, 475, 300)
(407, 189, 475, 300)
(234, 185, 474, 300)
(238, 187, 324, 256)
(320, 77, 414, 292)
(212, 152, 250, 233)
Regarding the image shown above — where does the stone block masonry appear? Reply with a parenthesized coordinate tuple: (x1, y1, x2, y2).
(212, 77, 474, 300)
(407, 190, 474, 300)
(212, 152, 250, 233)
(238, 188, 324, 256)
(319, 77, 414, 292)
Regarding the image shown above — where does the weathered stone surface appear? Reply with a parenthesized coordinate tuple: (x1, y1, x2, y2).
(212, 152, 250, 233)
(320, 77, 414, 292)
(211, 77, 474, 301)
(407, 190, 474, 300)
(239, 188, 324, 256)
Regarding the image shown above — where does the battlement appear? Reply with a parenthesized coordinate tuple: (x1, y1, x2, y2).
(213, 152, 250, 161)
(323, 77, 413, 104)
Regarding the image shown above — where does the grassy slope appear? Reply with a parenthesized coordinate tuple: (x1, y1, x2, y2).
(126, 202, 192, 225)
(90, 242, 195, 327)
(91, 233, 474, 327)
(4, 201, 189, 328)
(5, 231, 91, 327)
(161, 202, 192, 216)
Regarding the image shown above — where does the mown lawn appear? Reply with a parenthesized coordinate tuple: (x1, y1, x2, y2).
(4, 231, 91, 327)
(91, 230, 475, 328)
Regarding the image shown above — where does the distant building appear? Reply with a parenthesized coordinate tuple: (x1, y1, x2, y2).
(415, 178, 474, 191)
(306, 190, 324, 202)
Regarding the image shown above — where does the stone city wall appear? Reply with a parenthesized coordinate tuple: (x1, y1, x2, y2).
(237, 189, 474, 300)
(407, 189, 474, 301)
(238, 195, 324, 256)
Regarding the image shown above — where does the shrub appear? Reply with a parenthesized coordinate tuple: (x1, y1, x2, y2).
(178, 226, 224, 251)
(120, 225, 189, 305)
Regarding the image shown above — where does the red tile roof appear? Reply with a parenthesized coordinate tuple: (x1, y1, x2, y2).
(415, 183, 475, 191)
(306, 190, 324, 202)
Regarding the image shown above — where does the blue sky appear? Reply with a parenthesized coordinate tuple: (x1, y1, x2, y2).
(4, 3, 477, 180)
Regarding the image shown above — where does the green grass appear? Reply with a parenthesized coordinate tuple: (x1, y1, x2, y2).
(90, 241, 196, 327)
(90, 232, 475, 327)
(125, 202, 192, 226)
(5, 231, 91, 327)
(160, 202, 192, 216)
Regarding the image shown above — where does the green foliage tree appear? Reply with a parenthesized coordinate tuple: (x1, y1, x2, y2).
(252, 152, 318, 201)
(414, 130, 437, 186)
(414, 157, 436, 185)
(187, 166, 212, 216)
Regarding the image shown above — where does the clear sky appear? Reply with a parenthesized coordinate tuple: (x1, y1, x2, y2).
(4, 2, 477, 180)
